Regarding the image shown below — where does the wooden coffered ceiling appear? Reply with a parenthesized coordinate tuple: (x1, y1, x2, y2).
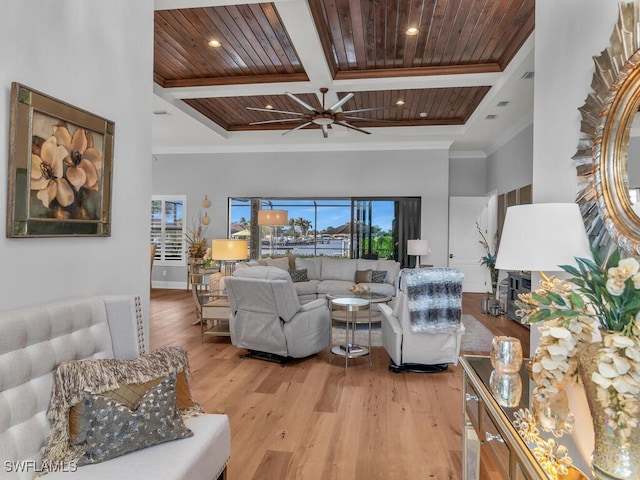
(153, 0, 535, 149)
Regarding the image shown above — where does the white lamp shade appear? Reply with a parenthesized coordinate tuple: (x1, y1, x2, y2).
(258, 209, 288, 226)
(407, 239, 430, 256)
(495, 203, 592, 271)
(210, 239, 248, 261)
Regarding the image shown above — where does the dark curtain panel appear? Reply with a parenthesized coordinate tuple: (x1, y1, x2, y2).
(396, 197, 421, 268)
(249, 198, 260, 259)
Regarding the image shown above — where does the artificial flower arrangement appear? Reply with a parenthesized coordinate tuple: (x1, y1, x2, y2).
(185, 219, 208, 259)
(515, 246, 640, 440)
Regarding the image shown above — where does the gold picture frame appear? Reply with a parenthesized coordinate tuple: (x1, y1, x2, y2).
(7, 82, 114, 237)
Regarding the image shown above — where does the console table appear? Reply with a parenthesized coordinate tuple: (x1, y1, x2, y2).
(460, 355, 588, 479)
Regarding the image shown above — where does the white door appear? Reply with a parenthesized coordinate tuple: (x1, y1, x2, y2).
(449, 196, 492, 293)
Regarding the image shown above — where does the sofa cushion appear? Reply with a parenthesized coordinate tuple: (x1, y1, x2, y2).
(69, 371, 195, 442)
(289, 269, 308, 283)
(295, 257, 321, 280)
(378, 260, 401, 285)
(357, 258, 379, 271)
(45, 414, 231, 480)
(321, 257, 357, 282)
(77, 372, 193, 466)
(371, 270, 387, 283)
(264, 256, 290, 271)
(42, 346, 201, 469)
(355, 269, 372, 283)
(317, 280, 354, 296)
(293, 279, 319, 297)
(233, 265, 291, 281)
(358, 282, 396, 296)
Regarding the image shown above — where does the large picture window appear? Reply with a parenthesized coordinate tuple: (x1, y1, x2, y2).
(229, 197, 420, 266)
(151, 195, 187, 266)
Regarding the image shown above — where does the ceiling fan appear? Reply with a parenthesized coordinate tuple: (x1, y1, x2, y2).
(246, 87, 392, 138)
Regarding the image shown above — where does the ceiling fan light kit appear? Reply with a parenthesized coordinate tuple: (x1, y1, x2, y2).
(247, 87, 395, 138)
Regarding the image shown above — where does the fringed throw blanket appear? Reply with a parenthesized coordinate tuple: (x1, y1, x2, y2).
(404, 268, 464, 333)
(40, 346, 203, 474)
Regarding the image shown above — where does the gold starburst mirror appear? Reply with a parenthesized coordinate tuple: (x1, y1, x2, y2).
(575, 1, 640, 256)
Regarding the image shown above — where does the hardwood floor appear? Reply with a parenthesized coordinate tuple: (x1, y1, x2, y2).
(149, 290, 530, 480)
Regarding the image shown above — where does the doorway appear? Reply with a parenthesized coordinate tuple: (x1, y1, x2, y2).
(449, 196, 496, 292)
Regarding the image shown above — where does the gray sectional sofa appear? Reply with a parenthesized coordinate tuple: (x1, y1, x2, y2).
(244, 255, 401, 304)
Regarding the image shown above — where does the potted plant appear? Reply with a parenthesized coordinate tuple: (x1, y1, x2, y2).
(476, 222, 499, 313)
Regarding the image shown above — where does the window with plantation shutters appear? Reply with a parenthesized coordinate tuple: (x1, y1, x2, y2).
(151, 195, 187, 266)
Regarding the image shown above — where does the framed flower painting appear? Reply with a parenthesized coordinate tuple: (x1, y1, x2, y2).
(6, 82, 114, 237)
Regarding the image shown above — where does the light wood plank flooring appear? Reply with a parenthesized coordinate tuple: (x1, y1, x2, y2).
(149, 290, 529, 480)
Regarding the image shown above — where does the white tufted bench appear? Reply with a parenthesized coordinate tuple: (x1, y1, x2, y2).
(0, 295, 230, 480)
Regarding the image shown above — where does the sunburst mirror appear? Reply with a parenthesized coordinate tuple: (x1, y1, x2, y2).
(575, 1, 640, 257)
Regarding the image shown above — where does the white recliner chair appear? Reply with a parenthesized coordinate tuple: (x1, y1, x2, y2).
(225, 266, 331, 363)
(379, 268, 465, 372)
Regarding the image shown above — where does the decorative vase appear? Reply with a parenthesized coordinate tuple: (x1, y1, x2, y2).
(490, 336, 523, 374)
(578, 340, 640, 480)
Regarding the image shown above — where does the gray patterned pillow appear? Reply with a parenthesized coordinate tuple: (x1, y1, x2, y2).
(289, 268, 308, 283)
(77, 372, 193, 465)
(371, 270, 387, 283)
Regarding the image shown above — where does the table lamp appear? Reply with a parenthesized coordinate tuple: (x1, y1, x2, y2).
(258, 209, 288, 255)
(495, 203, 592, 272)
(211, 239, 248, 276)
(407, 239, 429, 268)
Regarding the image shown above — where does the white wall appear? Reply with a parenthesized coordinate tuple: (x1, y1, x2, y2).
(152, 148, 450, 285)
(449, 155, 488, 197)
(0, 1, 153, 336)
(487, 123, 533, 195)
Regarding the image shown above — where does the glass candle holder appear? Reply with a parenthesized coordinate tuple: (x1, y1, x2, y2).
(490, 336, 523, 374)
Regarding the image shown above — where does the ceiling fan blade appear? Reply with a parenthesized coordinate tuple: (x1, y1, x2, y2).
(282, 121, 313, 135)
(285, 92, 317, 113)
(246, 106, 305, 116)
(341, 105, 395, 114)
(342, 115, 395, 122)
(328, 92, 354, 112)
(322, 124, 329, 138)
(249, 118, 307, 125)
(335, 121, 371, 135)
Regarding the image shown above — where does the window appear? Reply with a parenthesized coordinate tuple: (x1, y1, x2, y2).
(151, 195, 187, 266)
(229, 197, 420, 266)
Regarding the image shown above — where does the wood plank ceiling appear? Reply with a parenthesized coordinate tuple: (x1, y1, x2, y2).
(154, 0, 534, 135)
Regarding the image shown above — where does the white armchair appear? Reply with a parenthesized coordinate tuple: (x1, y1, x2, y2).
(225, 266, 331, 363)
(379, 268, 465, 372)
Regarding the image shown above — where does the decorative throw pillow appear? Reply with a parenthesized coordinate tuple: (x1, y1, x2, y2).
(289, 268, 308, 283)
(77, 372, 193, 465)
(265, 256, 290, 271)
(42, 346, 202, 469)
(371, 270, 387, 283)
(355, 269, 372, 283)
(68, 371, 194, 443)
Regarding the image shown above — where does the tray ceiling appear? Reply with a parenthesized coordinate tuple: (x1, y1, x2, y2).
(153, 0, 535, 150)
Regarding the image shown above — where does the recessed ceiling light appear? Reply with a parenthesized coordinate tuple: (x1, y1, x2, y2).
(265, 104, 274, 109)
(485, 114, 497, 120)
(406, 27, 419, 36)
(396, 100, 405, 106)
(419, 112, 427, 118)
(208, 40, 221, 48)
(496, 101, 509, 107)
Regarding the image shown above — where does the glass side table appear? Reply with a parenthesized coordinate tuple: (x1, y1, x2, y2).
(329, 297, 372, 369)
